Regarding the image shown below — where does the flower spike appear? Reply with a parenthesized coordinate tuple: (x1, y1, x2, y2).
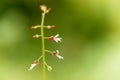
(30, 4, 63, 80)
(49, 34, 62, 42)
(28, 60, 39, 71)
(53, 50, 64, 59)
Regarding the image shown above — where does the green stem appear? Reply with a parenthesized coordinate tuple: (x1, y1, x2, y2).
(44, 37, 50, 39)
(38, 55, 43, 61)
(41, 13, 46, 80)
(45, 50, 53, 54)
(44, 61, 49, 67)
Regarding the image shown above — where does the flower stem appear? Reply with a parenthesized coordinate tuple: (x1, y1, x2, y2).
(41, 13, 46, 80)
(45, 50, 53, 54)
(38, 55, 43, 61)
(44, 37, 50, 39)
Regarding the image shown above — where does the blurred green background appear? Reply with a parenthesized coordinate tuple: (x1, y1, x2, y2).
(0, 0, 120, 80)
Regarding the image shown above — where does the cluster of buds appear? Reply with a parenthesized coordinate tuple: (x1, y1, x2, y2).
(28, 5, 63, 71)
(40, 5, 51, 14)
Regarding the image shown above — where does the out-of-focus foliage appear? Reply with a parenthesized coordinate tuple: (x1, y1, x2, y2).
(0, 0, 120, 80)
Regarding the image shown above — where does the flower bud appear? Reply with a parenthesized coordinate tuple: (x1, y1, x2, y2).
(32, 34, 41, 38)
(46, 8, 51, 13)
(40, 5, 47, 13)
(40, 5, 51, 13)
(31, 25, 40, 29)
(47, 25, 55, 29)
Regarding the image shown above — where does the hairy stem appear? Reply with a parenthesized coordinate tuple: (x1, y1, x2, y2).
(41, 13, 46, 80)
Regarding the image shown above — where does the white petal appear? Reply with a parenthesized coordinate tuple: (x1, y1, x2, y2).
(55, 38, 62, 42)
(56, 50, 59, 54)
(28, 64, 36, 71)
(55, 39, 59, 42)
(55, 34, 59, 37)
(57, 55, 64, 59)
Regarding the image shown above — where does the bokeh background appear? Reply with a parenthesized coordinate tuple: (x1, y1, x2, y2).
(0, 0, 120, 80)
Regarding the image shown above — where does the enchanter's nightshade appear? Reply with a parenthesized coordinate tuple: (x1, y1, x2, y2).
(28, 5, 63, 80)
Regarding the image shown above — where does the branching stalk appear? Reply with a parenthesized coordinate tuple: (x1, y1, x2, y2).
(41, 13, 46, 80)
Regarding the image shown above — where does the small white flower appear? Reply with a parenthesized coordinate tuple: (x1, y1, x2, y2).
(49, 34, 62, 42)
(28, 60, 39, 71)
(54, 34, 62, 42)
(53, 50, 64, 59)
